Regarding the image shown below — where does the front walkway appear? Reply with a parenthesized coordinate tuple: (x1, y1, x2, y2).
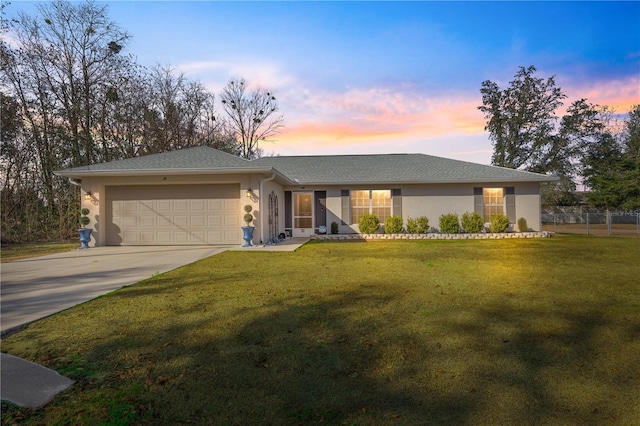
(232, 237, 310, 251)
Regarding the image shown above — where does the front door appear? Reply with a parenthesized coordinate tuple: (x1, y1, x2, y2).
(293, 192, 313, 237)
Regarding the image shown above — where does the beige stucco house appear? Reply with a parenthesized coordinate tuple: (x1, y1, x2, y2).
(55, 146, 557, 246)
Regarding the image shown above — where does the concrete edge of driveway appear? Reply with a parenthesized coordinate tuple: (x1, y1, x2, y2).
(0, 353, 75, 409)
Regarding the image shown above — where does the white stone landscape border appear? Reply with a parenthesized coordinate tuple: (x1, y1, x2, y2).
(312, 231, 553, 240)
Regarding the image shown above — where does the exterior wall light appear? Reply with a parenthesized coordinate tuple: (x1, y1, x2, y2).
(246, 188, 252, 198)
(84, 191, 92, 201)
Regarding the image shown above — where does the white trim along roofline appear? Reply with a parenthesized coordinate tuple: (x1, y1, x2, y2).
(53, 167, 296, 185)
(54, 167, 558, 185)
(290, 176, 559, 186)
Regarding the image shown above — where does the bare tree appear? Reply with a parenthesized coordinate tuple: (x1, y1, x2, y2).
(143, 64, 227, 154)
(220, 78, 284, 159)
(12, 0, 131, 165)
(2, 0, 129, 242)
(96, 59, 150, 160)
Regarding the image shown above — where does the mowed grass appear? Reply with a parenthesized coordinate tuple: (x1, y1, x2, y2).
(2, 237, 639, 425)
(1, 241, 77, 263)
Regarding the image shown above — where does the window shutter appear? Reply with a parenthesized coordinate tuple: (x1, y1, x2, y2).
(392, 188, 402, 217)
(284, 191, 292, 229)
(341, 190, 350, 225)
(473, 187, 483, 215)
(505, 187, 515, 222)
(314, 191, 327, 228)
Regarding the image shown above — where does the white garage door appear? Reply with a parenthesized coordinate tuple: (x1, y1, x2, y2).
(106, 184, 240, 245)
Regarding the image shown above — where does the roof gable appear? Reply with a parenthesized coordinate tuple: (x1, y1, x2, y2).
(58, 146, 254, 173)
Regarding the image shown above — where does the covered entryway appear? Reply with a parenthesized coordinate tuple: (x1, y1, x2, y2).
(292, 192, 313, 237)
(106, 184, 240, 245)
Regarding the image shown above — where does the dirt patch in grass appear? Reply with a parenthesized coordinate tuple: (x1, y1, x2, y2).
(2, 238, 639, 424)
(1, 241, 78, 262)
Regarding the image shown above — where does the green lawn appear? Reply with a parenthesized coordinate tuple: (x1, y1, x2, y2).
(2, 237, 639, 425)
(1, 241, 77, 262)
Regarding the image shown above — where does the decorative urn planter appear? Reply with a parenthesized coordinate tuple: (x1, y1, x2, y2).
(78, 228, 92, 249)
(242, 204, 255, 247)
(78, 207, 92, 249)
(242, 226, 255, 247)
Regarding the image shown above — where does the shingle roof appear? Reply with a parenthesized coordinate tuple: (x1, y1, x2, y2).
(58, 146, 256, 173)
(253, 153, 555, 184)
(56, 146, 556, 184)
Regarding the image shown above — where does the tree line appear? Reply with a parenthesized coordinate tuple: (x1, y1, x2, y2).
(1, 0, 283, 243)
(479, 65, 639, 210)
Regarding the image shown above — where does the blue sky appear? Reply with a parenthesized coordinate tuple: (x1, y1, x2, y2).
(8, 1, 640, 164)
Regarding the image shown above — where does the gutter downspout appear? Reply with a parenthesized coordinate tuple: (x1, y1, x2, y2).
(259, 173, 277, 244)
(68, 178, 82, 188)
(68, 178, 84, 202)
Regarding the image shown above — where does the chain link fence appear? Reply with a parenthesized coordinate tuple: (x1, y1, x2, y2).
(541, 207, 640, 236)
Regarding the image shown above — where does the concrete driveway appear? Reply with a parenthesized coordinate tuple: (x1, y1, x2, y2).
(1, 245, 230, 337)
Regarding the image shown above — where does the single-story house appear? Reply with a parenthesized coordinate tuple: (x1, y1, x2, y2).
(55, 146, 557, 246)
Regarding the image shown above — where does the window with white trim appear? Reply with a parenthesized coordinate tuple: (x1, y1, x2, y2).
(483, 188, 504, 222)
(351, 190, 391, 224)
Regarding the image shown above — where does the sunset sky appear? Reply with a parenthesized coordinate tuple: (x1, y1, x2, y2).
(8, 1, 640, 164)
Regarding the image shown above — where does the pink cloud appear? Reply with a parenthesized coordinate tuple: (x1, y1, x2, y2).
(278, 87, 487, 150)
(563, 75, 640, 112)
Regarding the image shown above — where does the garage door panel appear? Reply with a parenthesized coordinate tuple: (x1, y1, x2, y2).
(140, 216, 155, 227)
(208, 215, 222, 226)
(107, 184, 240, 245)
(173, 231, 188, 243)
(124, 201, 139, 212)
(208, 199, 222, 211)
(192, 215, 205, 227)
(157, 231, 172, 243)
(122, 231, 139, 244)
(157, 216, 173, 227)
(225, 199, 240, 210)
(157, 200, 172, 212)
(191, 231, 206, 241)
(138, 202, 154, 213)
(225, 214, 240, 226)
(141, 232, 155, 243)
(123, 216, 138, 228)
(191, 200, 206, 211)
(174, 215, 188, 227)
(174, 200, 189, 211)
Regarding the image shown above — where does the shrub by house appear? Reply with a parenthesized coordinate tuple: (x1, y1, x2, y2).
(439, 213, 460, 234)
(358, 213, 380, 234)
(384, 216, 404, 234)
(489, 213, 510, 233)
(517, 217, 528, 232)
(406, 216, 429, 234)
(461, 211, 484, 233)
